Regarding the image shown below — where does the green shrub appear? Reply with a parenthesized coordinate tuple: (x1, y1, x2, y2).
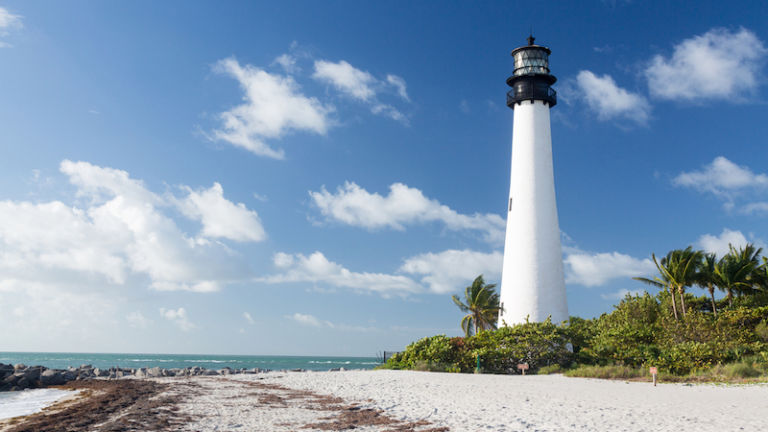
(537, 364, 562, 374)
(467, 319, 572, 374)
(723, 362, 761, 378)
(564, 364, 645, 379)
(387, 290, 768, 379)
(755, 320, 768, 342)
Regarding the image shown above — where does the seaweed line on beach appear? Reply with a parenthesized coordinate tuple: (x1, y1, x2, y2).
(243, 379, 449, 431)
(2, 379, 196, 432)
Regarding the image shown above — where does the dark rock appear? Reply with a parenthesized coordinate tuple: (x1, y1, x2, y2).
(40, 369, 66, 386)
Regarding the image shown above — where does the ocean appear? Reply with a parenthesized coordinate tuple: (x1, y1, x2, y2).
(0, 352, 381, 371)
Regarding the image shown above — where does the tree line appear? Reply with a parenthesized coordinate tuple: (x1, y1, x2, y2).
(634, 244, 766, 319)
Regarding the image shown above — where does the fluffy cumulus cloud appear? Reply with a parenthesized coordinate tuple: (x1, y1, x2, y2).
(645, 27, 767, 101)
(309, 182, 505, 244)
(399, 249, 502, 294)
(0, 161, 261, 300)
(575, 71, 650, 124)
(564, 251, 656, 286)
(176, 183, 266, 242)
(696, 228, 761, 258)
(160, 307, 195, 331)
(263, 251, 422, 296)
(673, 156, 768, 212)
(673, 156, 768, 196)
(211, 57, 333, 159)
(312, 60, 409, 123)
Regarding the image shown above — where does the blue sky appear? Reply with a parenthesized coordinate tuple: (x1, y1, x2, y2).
(1, 1, 768, 356)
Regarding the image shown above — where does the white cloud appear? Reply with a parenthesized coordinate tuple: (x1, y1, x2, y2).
(286, 313, 377, 332)
(673, 156, 768, 196)
(742, 202, 768, 215)
(126, 311, 150, 329)
(0, 7, 21, 44)
(309, 182, 505, 244)
(386, 74, 410, 101)
(564, 251, 656, 286)
(645, 27, 767, 101)
(0, 161, 254, 296)
(211, 57, 333, 159)
(601, 288, 644, 300)
(264, 251, 422, 296)
(176, 182, 266, 242)
(243, 312, 255, 325)
(273, 54, 299, 74)
(313, 60, 377, 101)
(312, 60, 408, 123)
(575, 71, 650, 124)
(160, 307, 195, 331)
(0, 7, 21, 28)
(288, 313, 329, 328)
(399, 249, 502, 294)
(371, 103, 407, 123)
(696, 228, 761, 258)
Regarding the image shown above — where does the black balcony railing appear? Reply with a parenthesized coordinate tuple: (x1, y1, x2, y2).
(506, 85, 557, 108)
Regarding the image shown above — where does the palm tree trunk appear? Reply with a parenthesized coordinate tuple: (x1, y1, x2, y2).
(709, 286, 718, 317)
(678, 286, 687, 317)
(727, 289, 733, 307)
(669, 286, 679, 320)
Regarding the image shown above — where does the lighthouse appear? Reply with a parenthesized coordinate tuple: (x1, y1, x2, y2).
(498, 36, 568, 326)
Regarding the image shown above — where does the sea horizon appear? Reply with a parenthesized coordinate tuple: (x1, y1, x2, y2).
(0, 352, 381, 372)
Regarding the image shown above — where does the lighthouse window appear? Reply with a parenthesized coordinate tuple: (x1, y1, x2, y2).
(513, 49, 549, 76)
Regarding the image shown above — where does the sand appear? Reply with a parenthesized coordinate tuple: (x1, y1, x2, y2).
(4, 371, 768, 431)
(180, 371, 768, 431)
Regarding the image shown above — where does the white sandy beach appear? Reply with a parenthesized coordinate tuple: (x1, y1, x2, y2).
(166, 370, 768, 431)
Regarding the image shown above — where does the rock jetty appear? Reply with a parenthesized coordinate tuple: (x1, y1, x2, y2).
(0, 363, 290, 392)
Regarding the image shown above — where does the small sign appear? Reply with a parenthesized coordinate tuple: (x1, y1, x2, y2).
(517, 363, 529, 376)
(650, 366, 658, 386)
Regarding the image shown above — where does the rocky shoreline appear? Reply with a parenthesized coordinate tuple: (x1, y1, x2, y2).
(0, 362, 348, 392)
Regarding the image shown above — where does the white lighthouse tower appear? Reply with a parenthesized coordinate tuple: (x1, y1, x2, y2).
(498, 36, 568, 326)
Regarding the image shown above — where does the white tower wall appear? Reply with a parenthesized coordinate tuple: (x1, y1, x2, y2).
(498, 99, 568, 325)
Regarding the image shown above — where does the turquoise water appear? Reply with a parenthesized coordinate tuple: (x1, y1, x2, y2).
(0, 352, 380, 371)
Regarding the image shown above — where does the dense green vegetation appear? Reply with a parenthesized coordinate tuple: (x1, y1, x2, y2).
(381, 245, 768, 381)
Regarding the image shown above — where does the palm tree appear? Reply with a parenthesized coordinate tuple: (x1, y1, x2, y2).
(452, 275, 501, 337)
(634, 253, 679, 320)
(714, 244, 762, 306)
(634, 247, 701, 319)
(696, 253, 719, 316)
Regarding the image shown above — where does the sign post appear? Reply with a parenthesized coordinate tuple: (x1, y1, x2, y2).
(649, 367, 658, 386)
(517, 363, 529, 376)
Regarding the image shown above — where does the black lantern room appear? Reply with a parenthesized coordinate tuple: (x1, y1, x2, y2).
(506, 35, 557, 109)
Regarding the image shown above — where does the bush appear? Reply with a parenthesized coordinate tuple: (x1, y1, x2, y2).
(537, 364, 562, 374)
(565, 364, 645, 379)
(723, 362, 761, 379)
(467, 319, 572, 374)
(387, 291, 768, 379)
